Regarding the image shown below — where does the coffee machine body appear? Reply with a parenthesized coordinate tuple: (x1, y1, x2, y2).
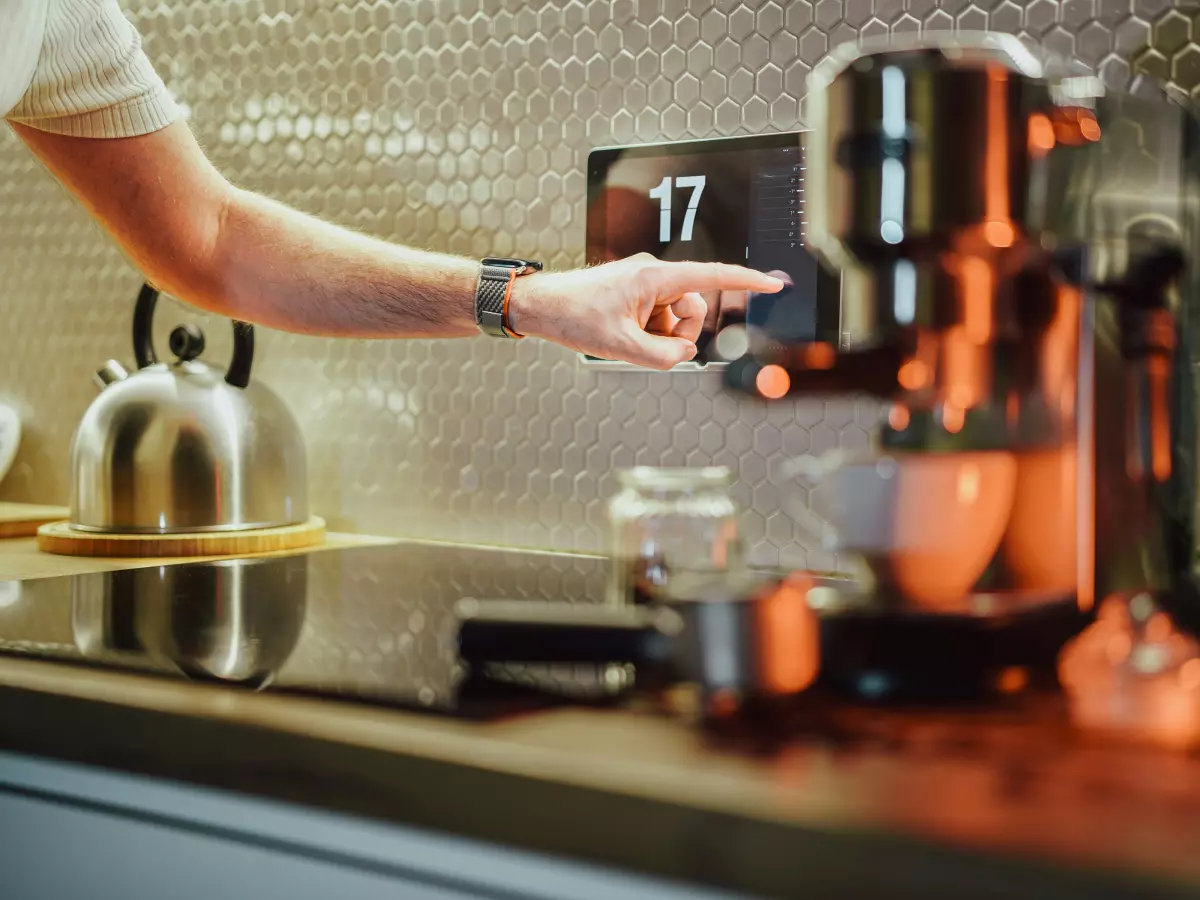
(724, 33, 1200, 701)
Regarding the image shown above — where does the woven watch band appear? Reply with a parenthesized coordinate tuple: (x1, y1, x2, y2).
(475, 264, 520, 338)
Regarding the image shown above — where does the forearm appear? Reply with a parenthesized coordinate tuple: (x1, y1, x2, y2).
(205, 187, 481, 339)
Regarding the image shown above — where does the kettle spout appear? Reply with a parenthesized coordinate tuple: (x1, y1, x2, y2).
(94, 360, 129, 391)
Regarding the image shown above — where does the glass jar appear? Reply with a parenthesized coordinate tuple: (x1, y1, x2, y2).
(606, 466, 744, 606)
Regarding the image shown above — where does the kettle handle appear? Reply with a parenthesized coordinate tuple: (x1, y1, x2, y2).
(133, 283, 255, 389)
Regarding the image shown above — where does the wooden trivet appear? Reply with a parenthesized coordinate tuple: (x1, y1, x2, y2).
(0, 503, 71, 539)
(36, 516, 326, 558)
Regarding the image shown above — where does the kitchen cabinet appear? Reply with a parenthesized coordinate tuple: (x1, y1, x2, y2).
(0, 750, 741, 900)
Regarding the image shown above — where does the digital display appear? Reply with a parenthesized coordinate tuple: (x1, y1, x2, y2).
(584, 131, 839, 365)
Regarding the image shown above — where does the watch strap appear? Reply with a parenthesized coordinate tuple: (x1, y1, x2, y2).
(475, 258, 542, 338)
(475, 263, 520, 338)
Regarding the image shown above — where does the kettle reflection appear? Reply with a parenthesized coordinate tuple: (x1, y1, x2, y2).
(70, 555, 309, 689)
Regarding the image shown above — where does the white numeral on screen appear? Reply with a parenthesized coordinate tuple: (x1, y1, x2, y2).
(647, 175, 707, 243)
(648, 176, 673, 243)
(675, 175, 706, 242)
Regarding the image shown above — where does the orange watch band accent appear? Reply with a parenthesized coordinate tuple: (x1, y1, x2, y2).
(502, 269, 523, 338)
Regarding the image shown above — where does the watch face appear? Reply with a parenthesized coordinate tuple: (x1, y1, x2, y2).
(483, 257, 542, 272)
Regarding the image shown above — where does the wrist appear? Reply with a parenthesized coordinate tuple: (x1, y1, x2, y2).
(507, 271, 555, 340)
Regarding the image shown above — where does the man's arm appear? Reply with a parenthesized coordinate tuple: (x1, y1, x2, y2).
(13, 120, 483, 338)
(13, 119, 783, 368)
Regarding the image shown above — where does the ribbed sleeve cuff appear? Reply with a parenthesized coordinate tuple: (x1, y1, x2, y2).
(9, 88, 180, 138)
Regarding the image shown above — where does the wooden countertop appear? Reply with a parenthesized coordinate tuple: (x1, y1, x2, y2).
(2, 653, 1200, 899)
(1, 534, 1199, 899)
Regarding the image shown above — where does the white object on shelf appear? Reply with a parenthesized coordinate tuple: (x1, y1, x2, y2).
(0, 581, 19, 609)
(0, 404, 20, 486)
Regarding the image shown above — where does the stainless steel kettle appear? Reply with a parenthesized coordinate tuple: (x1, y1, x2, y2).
(69, 555, 310, 688)
(68, 283, 308, 533)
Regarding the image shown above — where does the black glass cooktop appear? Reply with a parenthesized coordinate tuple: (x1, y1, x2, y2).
(0, 542, 625, 720)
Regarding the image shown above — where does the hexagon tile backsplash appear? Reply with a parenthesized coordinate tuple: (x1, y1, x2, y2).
(0, 0, 1193, 568)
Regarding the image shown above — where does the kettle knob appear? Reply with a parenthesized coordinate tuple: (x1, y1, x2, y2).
(168, 325, 206, 362)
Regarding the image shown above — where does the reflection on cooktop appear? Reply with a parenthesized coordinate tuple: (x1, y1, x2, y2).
(0, 543, 616, 720)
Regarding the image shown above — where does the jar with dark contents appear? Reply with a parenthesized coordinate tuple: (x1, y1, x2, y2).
(606, 467, 744, 607)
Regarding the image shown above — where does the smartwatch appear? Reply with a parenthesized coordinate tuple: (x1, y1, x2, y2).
(475, 257, 543, 338)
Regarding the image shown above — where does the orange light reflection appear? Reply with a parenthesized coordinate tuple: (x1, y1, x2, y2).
(756, 365, 790, 399)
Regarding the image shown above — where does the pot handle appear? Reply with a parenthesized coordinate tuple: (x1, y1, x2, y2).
(455, 600, 679, 673)
(133, 282, 255, 389)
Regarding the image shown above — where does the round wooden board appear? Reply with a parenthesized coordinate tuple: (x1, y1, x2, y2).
(36, 516, 326, 558)
(0, 502, 71, 539)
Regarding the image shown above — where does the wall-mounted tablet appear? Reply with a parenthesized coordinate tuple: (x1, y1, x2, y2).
(582, 130, 841, 369)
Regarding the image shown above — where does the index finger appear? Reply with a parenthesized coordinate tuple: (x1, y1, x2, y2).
(650, 262, 786, 297)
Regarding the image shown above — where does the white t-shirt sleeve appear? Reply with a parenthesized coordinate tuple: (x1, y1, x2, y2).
(6, 0, 180, 138)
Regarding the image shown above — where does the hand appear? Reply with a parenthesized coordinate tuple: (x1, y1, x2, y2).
(511, 253, 785, 370)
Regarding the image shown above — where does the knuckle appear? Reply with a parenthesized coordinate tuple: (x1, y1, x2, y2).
(644, 260, 672, 279)
(632, 265, 659, 296)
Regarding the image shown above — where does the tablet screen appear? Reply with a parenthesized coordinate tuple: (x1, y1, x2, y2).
(584, 132, 839, 365)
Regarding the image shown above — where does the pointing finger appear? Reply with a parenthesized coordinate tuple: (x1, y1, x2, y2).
(647, 261, 785, 297)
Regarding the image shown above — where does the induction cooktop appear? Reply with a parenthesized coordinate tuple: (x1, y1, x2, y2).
(0, 542, 624, 720)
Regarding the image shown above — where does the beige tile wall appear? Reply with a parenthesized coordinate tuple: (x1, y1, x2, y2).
(0, 0, 1190, 567)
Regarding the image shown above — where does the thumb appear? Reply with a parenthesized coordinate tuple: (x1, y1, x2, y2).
(622, 329, 698, 370)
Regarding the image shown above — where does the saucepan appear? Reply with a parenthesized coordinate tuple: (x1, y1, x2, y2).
(457, 569, 821, 722)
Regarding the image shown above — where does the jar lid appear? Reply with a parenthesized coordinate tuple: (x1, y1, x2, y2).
(616, 466, 733, 492)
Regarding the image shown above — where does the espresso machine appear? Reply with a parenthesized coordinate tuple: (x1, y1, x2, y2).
(457, 32, 1200, 725)
(721, 32, 1200, 708)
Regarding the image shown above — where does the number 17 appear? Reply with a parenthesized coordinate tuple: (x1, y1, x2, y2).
(648, 175, 707, 243)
